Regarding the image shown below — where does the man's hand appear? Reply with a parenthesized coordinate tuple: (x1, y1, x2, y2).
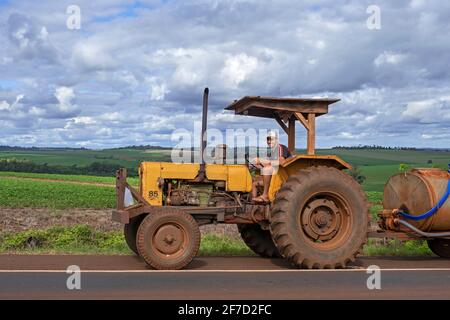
(259, 158, 271, 166)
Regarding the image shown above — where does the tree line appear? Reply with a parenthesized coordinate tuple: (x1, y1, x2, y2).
(0, 159, 138, 177)
(333, 145, 418, 150)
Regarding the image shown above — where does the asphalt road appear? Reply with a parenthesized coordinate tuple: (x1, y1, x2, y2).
(1, 255, 450, 299)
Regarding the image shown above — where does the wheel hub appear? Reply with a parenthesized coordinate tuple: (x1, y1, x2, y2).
(302, 198, 342, 241)
(153, 224, 184, 255)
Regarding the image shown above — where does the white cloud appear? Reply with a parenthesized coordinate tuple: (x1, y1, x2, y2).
(402, 97, 450, 123)
(55, 87, 75, 112)
(73, 116, 96, 125)
(374, 51, 407, 67)
(315, 40, 326, 50)
(73, 41, 117, 71)
(0, 101, 10, 111)
(1, 1, 450, 148)
(339, 132, 368, 140)
(98, 112, 121, 121)
(6, 13, 58, 62)
(0, 94, 24, 111)
(221, 53, 259, 88)
(410, 0, 426, 9)
(150, 83, 168, 100)
(29, 106, 45, 116)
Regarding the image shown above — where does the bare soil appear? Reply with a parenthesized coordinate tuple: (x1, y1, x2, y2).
(0, 208, 240, 238)
(0, 208, 121, 233)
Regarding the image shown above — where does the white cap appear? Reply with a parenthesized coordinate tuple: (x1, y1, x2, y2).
(267, 130, 278, 139)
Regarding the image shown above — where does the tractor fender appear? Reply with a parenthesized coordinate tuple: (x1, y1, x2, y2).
(268, 155, 352, 201)
(282, 154, 352, 171)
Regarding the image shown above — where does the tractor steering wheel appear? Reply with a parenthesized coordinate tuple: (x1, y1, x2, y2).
(245, 153, 259, 170)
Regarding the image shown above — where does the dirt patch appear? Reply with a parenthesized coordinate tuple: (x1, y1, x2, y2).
(0, 208, 241, 239)
(0, 208, 120, 233)
(201, 223, 240, 239)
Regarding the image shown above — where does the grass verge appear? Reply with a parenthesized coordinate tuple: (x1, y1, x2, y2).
(362, 238, 432, 256)
(0, 225, 254, 256)
(0, 225, 434, 257)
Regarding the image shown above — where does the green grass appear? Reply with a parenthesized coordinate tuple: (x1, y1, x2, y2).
(0, 225, 434, 257)
(0, 171, 139, 186)
(362, 238, 433, 256)
(199, 234, 254, 256)
(0, 225, 130, 254)
(366, 191, 382, 203)
(0, 178, 115, 209)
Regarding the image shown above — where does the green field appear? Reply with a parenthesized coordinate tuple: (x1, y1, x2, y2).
(0, 148, 447, 210)
(0, 177, 116, 209)
(0, 171, 384, 210)
(317, 149, 449, 192)
(0, 148, 172, 167)
(1, 147, 448, 192)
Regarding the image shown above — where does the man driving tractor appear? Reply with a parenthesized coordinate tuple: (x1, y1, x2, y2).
(252, 130, 292, 203)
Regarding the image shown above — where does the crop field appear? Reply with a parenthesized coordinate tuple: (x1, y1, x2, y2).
(0, 177, 116, 209)
(0, 148, 172, 167)
(0, 148, 447, 209)
(2, 148, 449, 190)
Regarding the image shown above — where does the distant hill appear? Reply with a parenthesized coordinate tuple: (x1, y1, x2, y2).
(0, 145, 171, 151)
(109, 145, 172, 150)
(0, 146, 88, 151)
(332, 146, 450, 152)
(2, 145, 449, 152)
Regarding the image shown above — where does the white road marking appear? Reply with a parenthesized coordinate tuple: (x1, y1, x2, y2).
(0, 268, 450, 273)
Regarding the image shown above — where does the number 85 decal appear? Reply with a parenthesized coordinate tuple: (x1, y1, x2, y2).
(148, 191, 159, 199)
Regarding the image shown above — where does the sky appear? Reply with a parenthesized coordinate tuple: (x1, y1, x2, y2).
(0, 0, 449, 149)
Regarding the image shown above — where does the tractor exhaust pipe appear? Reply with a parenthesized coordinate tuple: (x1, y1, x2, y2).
(196, 88, 209, 181)
(201, 87, 209, 164)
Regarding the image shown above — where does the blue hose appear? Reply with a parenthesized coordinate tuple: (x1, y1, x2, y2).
(398, 167, 450, 221)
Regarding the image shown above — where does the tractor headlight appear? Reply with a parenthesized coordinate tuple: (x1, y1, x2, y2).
(124, 187, 134, 207)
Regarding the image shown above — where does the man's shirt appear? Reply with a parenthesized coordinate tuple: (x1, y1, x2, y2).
(268, 143, 292, 161)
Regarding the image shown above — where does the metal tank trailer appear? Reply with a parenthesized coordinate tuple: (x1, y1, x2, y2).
(379, 166, 450, 257)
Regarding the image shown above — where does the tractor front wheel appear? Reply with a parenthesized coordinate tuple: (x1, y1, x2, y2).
(124, 215, 146, 255)
(270, 166, 369, 269)
(137, 210, 200, 270)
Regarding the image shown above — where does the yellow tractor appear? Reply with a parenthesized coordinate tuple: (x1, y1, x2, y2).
(112, 88, 369, 269)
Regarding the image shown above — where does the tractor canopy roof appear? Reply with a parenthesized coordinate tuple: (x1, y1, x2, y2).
(225, 96, 340, 119)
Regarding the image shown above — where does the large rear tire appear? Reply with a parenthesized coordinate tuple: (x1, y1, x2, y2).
(137, 210, 200, 270)
(427, 239, 450, 258)
(270, 166, 369, 269)
(238, 224, 280, 258)
(124, 215, 146, 255)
